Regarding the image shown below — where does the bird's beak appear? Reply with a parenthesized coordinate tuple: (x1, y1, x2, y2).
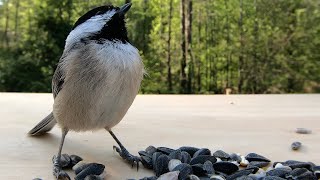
(118, 3, 132, 16)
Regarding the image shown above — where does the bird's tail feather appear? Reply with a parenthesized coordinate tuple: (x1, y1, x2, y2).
(28, 112, 57, 136)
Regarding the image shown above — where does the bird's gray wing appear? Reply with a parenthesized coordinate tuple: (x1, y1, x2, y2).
(29, 55, 67, 135)
(52, 48, 72, 98)
(52, 62, 66, 98)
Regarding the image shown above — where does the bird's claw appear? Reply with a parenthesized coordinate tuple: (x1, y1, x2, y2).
(113, 145, 141, 171)
(54, 170, 70, 180)
(53, 160, 71, 180)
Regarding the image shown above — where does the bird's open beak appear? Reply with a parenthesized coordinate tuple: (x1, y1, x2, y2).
(118, 3, 132, 16)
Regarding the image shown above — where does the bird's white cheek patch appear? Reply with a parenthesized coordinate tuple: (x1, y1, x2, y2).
(65, 10, 117, 50)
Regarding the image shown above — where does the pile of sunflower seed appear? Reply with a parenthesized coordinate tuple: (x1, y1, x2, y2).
(55, 154, 106, 180)
(132, 146, 320, 180)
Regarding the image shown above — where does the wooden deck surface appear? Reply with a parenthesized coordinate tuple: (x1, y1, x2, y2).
(0, 93, 319, 179)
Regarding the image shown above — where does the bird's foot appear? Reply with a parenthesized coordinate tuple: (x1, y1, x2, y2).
(52, 157, 71, 180)
(113, 145, 141, 170)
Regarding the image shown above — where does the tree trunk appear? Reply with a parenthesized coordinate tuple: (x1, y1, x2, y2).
(180, 0, 187, 93)
(14, 0, 20, 42)
(142, 0, 148, 52)
(2, 0, 10, 47)
(238, 0, 244, 93)
(187, 0, 194, 93)
(209, 0, 217, 93)
(27, 0, 32, 34)
(224, 0, 231, 89)
(252, 0, 259, 93)
(196, 9, 202, 93)
(167, 0, 173, 92)
(209, 28, 216, 92)
(205, 3, 209, 92)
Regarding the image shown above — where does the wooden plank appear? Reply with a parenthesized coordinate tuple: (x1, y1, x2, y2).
(0, 93, 319, 179)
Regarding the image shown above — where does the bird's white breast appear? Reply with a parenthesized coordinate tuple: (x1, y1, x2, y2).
(53, 41, 144, 131)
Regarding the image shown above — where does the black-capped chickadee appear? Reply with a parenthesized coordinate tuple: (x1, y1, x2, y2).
(28, 3, 144, 179)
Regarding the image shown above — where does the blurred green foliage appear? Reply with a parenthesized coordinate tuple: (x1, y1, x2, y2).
(0, 0, 319, 94)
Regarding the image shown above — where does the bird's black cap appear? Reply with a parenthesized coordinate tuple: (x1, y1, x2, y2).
(72, 5, 117, 30)
(73, 3, 132, 43)
(72, 3, 132, 30)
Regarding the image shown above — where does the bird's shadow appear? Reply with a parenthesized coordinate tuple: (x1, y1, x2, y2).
(26, 132, 62, 151)
(27, 132, 59, 142)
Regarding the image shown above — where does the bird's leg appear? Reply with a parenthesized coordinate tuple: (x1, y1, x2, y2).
(52, 128, 70, 180)
(107, 129, 141, 170)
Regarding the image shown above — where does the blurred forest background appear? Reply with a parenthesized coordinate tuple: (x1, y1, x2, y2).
(0, 0, 319, 94)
